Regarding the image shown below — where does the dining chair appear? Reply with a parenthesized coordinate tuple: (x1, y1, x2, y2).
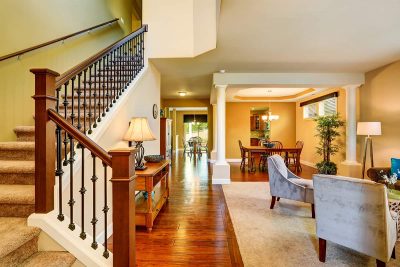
(239, 140, 254, 172)
(289, 140, 304, 172)
(259, 141, 283, 171)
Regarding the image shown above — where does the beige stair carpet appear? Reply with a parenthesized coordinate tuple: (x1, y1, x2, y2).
(222, 182, 400, 267)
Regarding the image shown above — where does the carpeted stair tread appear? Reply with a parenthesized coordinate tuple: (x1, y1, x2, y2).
(0, 217, 40, 259)
(0, 160, 35, 174)
(0, 185, 35, 204)
(21, 251, 76, 267)
(0, 142, 35, 161)
(14, 126, 35, 142)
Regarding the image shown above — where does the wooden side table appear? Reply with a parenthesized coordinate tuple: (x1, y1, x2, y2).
(135, 160, 170, 232)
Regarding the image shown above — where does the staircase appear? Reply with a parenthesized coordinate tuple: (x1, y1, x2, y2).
(0, 126, 76, 266)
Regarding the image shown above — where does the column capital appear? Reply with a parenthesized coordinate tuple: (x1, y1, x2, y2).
(214, 84, 228, 90)
(343, 84, 362, 91)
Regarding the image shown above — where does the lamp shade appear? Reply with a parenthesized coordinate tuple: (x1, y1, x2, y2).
(357, 122, 381, 136)
(123, 117, 156, 142)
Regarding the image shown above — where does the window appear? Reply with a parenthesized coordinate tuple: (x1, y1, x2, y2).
(303, 103, 318, 119)
(318, 97, 337, 116)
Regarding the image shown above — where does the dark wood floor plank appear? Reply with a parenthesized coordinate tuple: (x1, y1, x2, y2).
(108, 151, 315, 266)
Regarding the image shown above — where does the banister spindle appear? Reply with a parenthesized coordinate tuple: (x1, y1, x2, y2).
(102, 56, 106, 117)
(106, 54, 110, 112)
(102, 162, 110, 258)
(68, 132, 75, 231)
(77, 73, 82, 131)
(63, 82, 69, 166)
(55, 86, 64, 221)
(93, 62, 98, 128)
(70, 77, 76, 127)
(88, 65, 93, 134)
(91, 153, 98, 249)
(97, 58, 102, 123)
(83, 69, 87, 133)
(112, 50, 117, 103)
(79, 143, 87, 239)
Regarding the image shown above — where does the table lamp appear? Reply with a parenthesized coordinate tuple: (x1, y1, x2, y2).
(123, 117, 156, 170)
(357, 121, 381, 178)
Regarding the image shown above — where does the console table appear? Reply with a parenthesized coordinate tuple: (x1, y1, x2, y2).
(135, 160, 170, 232)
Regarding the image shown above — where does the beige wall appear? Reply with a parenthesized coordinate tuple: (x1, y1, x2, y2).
(295, 88, 347, 166)
(161, 98, 213, 152)
(0, 0, 133, 141)
(226, 102, 296, 159)
(359, 61, 400, 167)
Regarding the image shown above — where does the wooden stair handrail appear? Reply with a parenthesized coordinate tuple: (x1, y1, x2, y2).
(0, 18, 119, 62)
(48, 109, 112, 166)
(55, 25, 148, 88)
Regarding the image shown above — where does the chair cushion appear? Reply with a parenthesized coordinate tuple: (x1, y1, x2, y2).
(289, 178, 313, 188)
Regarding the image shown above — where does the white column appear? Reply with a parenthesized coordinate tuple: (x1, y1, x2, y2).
(210, 104, 217, 161)
(212, 85, 230, 184)
(342, 85, 360, 165)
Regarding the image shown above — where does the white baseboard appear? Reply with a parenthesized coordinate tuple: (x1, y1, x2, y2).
(212, 178, 231, 184)
(28, 211, 112, 267)
(226, 158, 242, 163)
(301, 160, 316, 168)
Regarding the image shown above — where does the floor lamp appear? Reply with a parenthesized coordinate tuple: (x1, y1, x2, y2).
(357, 122, 381, 179)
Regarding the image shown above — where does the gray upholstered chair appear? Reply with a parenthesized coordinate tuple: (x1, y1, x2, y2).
(313, 174, 397, 267)
(267, 155, 314, 218)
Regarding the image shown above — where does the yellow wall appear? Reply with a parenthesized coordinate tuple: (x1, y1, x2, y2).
(295, 88, 347, 166)
(161, 98, 213, 152)
(226, 102, 296, 159)
(0, 0, 133, 141)
(360, 61, 400, 167)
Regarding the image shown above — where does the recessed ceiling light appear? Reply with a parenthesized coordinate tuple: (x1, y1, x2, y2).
(219, 69, 226, 73)
(178, 91, 187, 97)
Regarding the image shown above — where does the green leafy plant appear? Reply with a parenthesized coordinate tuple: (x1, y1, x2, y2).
(314, 114, 345, 175)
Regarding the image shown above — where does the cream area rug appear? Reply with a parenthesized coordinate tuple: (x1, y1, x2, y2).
(222, 182, 400, 267)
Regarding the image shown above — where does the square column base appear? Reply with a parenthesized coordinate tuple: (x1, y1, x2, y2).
(212, 162, 230, 184)
(209, 150, 217, 163)
(339, 161, 362, 178)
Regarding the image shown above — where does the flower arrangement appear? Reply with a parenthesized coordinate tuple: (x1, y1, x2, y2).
(380, 169, 400, 190)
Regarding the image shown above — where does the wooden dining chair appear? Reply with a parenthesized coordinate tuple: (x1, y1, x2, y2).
(289, 140, 304, 172)
(259, 141, 283, 171)
(239, 140, 254, 172)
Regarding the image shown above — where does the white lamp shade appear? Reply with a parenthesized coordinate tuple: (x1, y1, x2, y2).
(357, 122, 381, 136)
(123, 117, 156, 142)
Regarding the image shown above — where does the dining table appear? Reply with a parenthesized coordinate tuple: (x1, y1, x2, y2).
(242, 145, 302, 173)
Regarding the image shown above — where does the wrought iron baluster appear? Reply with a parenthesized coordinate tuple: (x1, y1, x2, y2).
(63, 82, 69, 166)
(91, 153, 98, 249)
(79, 144, 86, 239)
(97, 58, 102, 123)
(102, 57, 106, 117)
(55, 86, 64, 221)
(70, 77, 76, 127)
(106, 54, 110, 112)
(68, 133, 75, 231)
(93, 62, 98, 128)
(88, 65, 93, 134)
(83, 69, 87, 134)
(102, 163, 109, 258)
(116, 47, 121, 99)
(140, 32, 144, 69)
(77, 73, 82, 131)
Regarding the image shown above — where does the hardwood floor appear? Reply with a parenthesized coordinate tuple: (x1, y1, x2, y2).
(108, 152, 316, 266)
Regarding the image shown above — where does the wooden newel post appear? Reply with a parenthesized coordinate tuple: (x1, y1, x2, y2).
(31, 68, 60, 213)
(109, 148, 137, 267)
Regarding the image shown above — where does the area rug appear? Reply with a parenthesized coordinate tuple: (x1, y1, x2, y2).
(222, 182, 400, 267)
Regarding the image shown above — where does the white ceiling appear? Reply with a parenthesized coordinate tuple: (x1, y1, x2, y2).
(236, 88, 309, 97)
(153, 0, 400, 99)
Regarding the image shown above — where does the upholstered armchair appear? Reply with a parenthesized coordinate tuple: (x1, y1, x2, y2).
(267, 155, 314, 218)
(313, 174, 397, 267)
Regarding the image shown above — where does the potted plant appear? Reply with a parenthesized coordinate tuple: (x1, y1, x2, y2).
(314, 114, 345, 175)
